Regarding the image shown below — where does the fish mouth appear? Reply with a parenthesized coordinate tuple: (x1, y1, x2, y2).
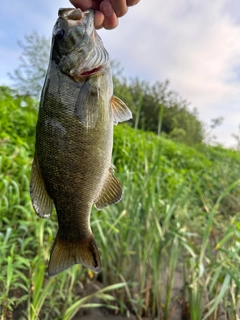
(79, 66, 102, 77)
(71, 65, 104, 81)
(58, 8, 84, 19)
(58, 8, 88, 26)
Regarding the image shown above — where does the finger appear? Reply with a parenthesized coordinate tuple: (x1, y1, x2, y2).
(69, 0, 93, 10)
(111, 0, 128, 17)
(100, 0, 119, 29)
(94, 10, 105, 29)
(91, 0, 102, 10)
(103, 14, 119, 29)
(126, 0, 141, 6)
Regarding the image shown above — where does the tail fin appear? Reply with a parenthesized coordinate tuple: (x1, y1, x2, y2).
(48, 233, 102, 277)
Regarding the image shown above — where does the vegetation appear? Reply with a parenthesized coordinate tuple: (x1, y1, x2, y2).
(8, 32, 50, 99)
(1, 86, 240, 319)
(9, 33, 205, 146)
(113, 76, 204, 145)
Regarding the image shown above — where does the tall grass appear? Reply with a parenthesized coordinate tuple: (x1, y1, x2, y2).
(1, 87, 240, 319)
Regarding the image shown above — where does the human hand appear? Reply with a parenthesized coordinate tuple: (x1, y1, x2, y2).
(69, 0, 140, 29)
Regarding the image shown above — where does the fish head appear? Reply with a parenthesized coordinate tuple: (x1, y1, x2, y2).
(51, 8, 109, 79)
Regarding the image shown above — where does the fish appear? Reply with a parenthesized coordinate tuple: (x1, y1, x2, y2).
(30, 8, 132, 277)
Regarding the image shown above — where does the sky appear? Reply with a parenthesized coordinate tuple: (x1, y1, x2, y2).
(1, 0, 240, 147)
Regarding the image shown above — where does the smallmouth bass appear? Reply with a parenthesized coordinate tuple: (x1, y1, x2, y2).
(30, 8, 132, 277)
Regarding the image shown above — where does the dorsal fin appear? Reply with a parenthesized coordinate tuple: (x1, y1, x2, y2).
(30, 153, 54, 218)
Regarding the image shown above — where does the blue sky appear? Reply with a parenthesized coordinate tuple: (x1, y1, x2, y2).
(1, 0, 240, 147)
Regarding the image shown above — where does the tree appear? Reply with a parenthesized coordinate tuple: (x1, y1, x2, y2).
(9, 32, 50, 98)
(232, 125, 240, 150)
(113, 77, 205, 145)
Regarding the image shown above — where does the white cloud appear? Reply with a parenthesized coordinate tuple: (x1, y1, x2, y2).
(100, 0, 240, 146)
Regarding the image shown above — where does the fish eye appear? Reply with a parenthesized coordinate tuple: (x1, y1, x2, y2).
(55, 29, 65, 40)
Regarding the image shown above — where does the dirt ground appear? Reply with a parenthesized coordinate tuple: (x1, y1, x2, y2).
(73, 266, 184, 320)
(73, 264, 237, 320)
(79, 311, 146, 320)
(79, 311, 139, 320)
(11, 263, 233, 320)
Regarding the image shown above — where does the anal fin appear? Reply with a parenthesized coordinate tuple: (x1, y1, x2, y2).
(30, 153, 53, 218)
(94, 168, 122, 210)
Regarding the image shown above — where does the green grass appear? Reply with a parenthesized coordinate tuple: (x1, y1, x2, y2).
(1, 86, 240, 319)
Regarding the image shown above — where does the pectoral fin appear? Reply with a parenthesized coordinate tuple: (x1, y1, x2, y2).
(94, 168, 123, 210)
(111, 96, 132, 125)
(30, 153, 53, 218)
(75, 81, 99, 129)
